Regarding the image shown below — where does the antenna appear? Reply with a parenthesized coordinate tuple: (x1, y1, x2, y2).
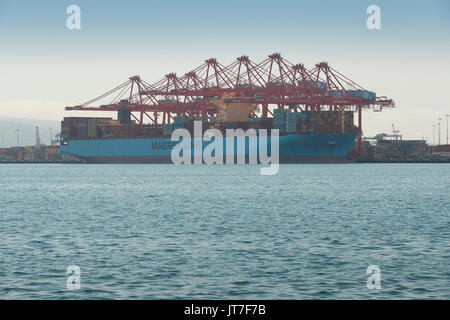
(391, 124, 400, 140)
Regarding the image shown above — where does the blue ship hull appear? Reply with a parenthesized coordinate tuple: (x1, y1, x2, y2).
(60, 133, 356, 163)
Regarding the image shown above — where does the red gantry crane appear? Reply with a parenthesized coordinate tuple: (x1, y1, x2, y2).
(66, 53, 395, 154)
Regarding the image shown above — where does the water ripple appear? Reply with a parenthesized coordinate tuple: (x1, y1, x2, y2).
(0, 163, 449, 299)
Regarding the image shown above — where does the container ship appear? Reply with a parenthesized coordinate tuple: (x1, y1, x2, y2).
(60, 102, 359, 163)
(60, 54, 395, 163)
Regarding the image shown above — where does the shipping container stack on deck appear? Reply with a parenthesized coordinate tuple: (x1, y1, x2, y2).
(308, 111, 355, 134)
(270, 109, 356, 135)
(285, 112, 298, 133)
(273, 109, 287, 133)
(163, 123, 174, 136)
(174, 116, 184, 129)
(61, 109, 358, 143)
(61, 117, 115, 140)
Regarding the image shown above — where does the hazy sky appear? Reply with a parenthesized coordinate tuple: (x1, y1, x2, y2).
(0, 0, 449, 142)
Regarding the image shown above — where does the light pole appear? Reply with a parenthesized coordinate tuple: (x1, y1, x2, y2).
(438, 118, 442, 146)
(446, 114, 449, 145)
(16, 129, 20, 147)
(432, 125, 435, 146)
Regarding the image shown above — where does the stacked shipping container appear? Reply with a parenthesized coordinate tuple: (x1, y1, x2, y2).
(374, 140, 428, 158)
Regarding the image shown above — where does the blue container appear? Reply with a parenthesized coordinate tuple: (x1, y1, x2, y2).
(174, 116, 184, 123)
(285, 123, 297, 133)
(273, 124, 284, 133)
(163, 124, 174, 135)
(286, 112, 297, 120)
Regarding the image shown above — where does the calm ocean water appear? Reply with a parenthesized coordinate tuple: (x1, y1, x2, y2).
(0, 163, 449, 299)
